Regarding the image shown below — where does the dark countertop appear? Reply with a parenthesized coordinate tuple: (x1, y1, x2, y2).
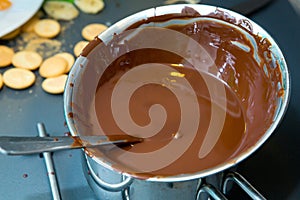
(231, 1, 300, 199)
(0, 0, 299, 199)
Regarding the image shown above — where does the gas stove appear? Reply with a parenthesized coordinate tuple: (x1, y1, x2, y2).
(0, 0, 299, 199)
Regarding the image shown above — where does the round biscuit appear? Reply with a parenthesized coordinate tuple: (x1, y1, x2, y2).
(0, 73, 3, 89)
(74, 0, 104, 14)
(39, 56, 67, 78)
(34, 19, 61, 38)
(12, 51, 42, 70)
(21, 15, 40, 33)
(0, 45, 14, 67)
(3, 68, 36, 90)
(42, 74, 68, 94)
(0, 28, 21, 40)
(81, 23, 108, 41)
(54, 52, 75, 73)
(73, 40, 89, 57)
(43, 1, 79, 21)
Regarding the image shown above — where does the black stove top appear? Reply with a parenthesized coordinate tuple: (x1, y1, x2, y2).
(0, 0, 299, 199)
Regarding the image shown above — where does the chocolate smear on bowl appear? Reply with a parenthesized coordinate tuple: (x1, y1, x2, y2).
(75, 7, 283, 179)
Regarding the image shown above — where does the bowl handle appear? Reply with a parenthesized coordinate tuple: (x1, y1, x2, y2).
(197, 183, 228, 200)
(222, 172, 266, 199)
(86, 159, 134, 192)
(196, 171, 266, 200)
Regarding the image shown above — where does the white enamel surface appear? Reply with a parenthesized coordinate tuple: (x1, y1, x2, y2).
(0, 0, 43, 37)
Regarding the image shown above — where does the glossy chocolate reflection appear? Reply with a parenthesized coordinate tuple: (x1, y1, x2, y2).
(87, 7, 283, 178)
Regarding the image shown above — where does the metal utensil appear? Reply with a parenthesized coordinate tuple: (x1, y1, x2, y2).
(0, 134, 142, 155)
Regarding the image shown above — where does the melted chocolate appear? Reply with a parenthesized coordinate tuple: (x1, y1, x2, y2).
(79, 7, 282, 179)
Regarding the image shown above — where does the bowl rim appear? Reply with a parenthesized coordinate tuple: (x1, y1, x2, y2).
(64, 4, 290, 182)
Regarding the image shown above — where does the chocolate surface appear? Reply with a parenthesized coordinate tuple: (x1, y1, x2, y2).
(78, 7, 283, 179)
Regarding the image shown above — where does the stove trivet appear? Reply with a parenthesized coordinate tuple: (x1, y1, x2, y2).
(37, 123, 61, 200)
(34, 122, 266, 200)
(83, 153, 266, 200)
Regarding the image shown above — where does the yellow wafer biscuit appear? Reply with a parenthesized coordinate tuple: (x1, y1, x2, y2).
(0, 45, 14, 68)
(0, 73, 3, 89)
(74, 0, 104, 14)
(54, 52, 75, 73)
(34, 19, 61, 38)
(81, 23, 108, 41)
(12, 51, 43, 70)
(73, 40, 89, 57)
(39, 56, 67, 78)
(0, 28, 21, 40)
(43, 1, 79, 21)
(42, 74, 68, 94)
(21, 15, 40, 33)
(3, 68, 36, 89)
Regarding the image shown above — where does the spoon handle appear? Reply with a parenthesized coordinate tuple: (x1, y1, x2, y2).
(0, 135, 142, 155)
(0, 136, 82, 155)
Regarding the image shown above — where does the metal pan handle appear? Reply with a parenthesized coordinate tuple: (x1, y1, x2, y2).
(222, 171, 266, 200)
(86, 159, 133, 192)
(196, 171, 266, 200)
(197, 184, 228, 200)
